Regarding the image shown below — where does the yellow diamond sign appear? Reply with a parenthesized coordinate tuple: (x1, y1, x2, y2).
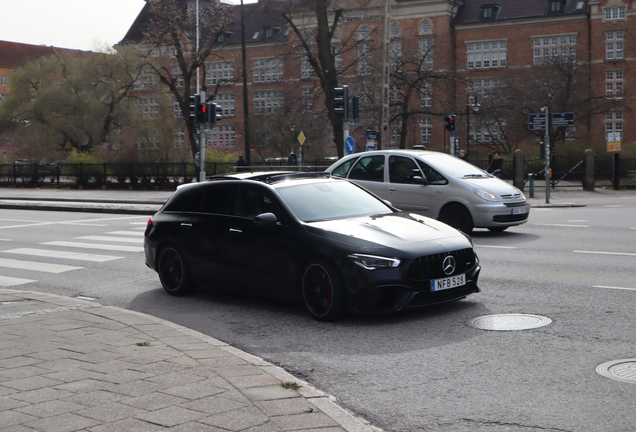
(297, 131, 306, 145)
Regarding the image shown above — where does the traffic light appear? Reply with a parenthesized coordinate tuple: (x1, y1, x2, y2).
(189, 95, 200, 125)
(197, 98, 208, 124)
(352, 96, 360, 123)
(334, 85, 349, 119)
(444, 115, 456, 133)
(207, 103, 222, 125)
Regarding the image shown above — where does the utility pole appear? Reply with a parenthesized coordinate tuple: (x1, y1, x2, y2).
(377, 0, 391, 149)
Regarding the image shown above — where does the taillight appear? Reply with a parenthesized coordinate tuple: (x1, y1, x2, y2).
(147, 217, 153, 228)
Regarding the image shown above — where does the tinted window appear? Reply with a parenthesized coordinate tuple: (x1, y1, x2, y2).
(348, 155, 385, 182)
(331, 158, 358, 178)
(163, 186, 200, 212)
(198, 186, 234, 214)
(233, 187, 278, 219)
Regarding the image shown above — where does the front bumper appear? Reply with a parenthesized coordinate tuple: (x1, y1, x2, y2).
(471, 201, 530, 228)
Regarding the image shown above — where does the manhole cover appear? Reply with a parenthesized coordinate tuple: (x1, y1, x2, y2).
(467, 313, 552, 331)
(596, 359, 636, 384)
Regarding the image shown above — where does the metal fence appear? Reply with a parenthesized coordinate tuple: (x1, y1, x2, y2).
(1, 155, 635, 190)
(0, 160, 335, 189)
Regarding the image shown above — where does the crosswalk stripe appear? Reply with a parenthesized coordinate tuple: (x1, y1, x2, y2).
(3, 248, 122, 262)
(41, 241, 144, 253)
(77, 236, 143, 243)
(0, 275, 36, 286)
(107, 231, 145, 236)
(0, 258, 82, 273)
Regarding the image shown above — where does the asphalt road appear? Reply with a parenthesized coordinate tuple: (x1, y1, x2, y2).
(0, 190, 634, 432)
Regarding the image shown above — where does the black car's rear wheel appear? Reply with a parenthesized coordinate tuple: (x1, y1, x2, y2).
(157, 244, 193, 296)
(439, 204, 474, 235)
(302, 261, 345, 322)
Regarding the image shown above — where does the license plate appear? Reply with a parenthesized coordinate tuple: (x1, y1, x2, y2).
(511, 207, 528, 215)
(431, 273, 466, 292)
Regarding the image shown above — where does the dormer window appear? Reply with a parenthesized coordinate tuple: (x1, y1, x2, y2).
(265, 26, 281, 39)
(549, 0, 565, 14)
(480, 5, 499, 21)
(217, 32, 232, 43)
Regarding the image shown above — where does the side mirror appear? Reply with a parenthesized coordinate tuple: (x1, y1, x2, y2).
(412, 176, 429, 185)
(254, 212, 278, 229)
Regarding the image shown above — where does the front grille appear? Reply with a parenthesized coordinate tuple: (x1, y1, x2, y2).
(493, 213, 529, 223)
(500, 193, 523, 200)
(504, 202, 527, 208)
(408, 248, 476, 281)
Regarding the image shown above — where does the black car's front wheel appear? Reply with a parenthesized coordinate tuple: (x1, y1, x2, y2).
(157, 244, 193, 296)
(302, 261, 345, 322)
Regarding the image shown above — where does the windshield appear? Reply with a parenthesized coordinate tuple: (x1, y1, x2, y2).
(425, 154, 491, 178)
(277, 180, 393, 222)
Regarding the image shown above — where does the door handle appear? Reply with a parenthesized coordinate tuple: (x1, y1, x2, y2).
(389, 187, 396, 192)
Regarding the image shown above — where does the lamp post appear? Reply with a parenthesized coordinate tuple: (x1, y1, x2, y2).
(466, 91, 481, 158)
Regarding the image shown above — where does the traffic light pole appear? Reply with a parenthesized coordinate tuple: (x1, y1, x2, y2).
(543, 105, 550, 204)
(199, 92, 206, 182)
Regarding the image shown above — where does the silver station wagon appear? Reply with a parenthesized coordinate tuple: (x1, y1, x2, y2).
(325, 150, 530, 234)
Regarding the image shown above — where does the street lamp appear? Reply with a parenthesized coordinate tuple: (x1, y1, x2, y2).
(466, 91, 481, 158)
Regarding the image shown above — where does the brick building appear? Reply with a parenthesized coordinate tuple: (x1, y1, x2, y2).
(120, 0, 634, 159)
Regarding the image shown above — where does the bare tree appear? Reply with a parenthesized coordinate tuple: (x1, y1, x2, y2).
(137, 0, 233, 158)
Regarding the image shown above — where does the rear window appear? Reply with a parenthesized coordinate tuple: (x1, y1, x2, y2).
(163, 187, 199, 212)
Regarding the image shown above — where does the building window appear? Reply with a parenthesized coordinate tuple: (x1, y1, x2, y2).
(420, 82, 432, 108)
(606, 31, 624, 60)
(467, 40, 507, 69)
(419, 20, 431, 34)
(134, 98, 158, 120)
(332, 45, 343, 74)
(171, 65, 183, 88)
(208, 124, 236, 148)
(358, 43, 372, 75)
(418, 38, 434, 70)
(207, 61, 234, 85)
(174, 128, 186, 149)
(1, 75, 8, 86)
(605, 71, 624, 99)
(174, 97, 181, 118)
(605, 111, 623, 139)
(301, 52, 313, 79)
(419, 117, 432, 143)
(533, 35, 576, 65)
(253, 58, 284, 83)
(468, 78, 497, 99)
(390, 23, 401, 37)
(605, 7, 626, 21)
(549, 1, 563, 13)
(212, 93, 235, 117)
(359, 25, 370, 39)
(481, 5, 499, 20)
(390, 39, 402, 72)
(302, 88, 313, 112)
(254, 90, 284, 114)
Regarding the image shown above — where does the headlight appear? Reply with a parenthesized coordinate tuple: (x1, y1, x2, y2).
(348, 254, 401, 270)
(473, 189, 498, 202)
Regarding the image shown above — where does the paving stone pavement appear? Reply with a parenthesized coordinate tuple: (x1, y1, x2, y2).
(0, 289, 377, 432)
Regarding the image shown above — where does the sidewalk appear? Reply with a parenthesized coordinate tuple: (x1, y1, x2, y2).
(0, 289, 377, 432)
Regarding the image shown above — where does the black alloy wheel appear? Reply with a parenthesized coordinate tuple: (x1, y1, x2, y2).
(439, 204, 474, 235)
(157, 244, 193, 296)
(302, 261, 345, 322)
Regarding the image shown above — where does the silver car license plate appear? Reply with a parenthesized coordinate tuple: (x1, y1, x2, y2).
(512, 207, 528, 215)
(431, 274, 466, 292)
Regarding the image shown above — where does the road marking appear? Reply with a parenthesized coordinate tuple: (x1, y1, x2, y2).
(0, 215, 147, 231)
(41, 241, 144, 253)
(567, 220, 588, 222)
(0, 258, 82, 273)
(77, 236, 143, 243)
(476, 245, 518, 249)
(3, 248, 122, 262)
(0, 275, 36, 286)
(534, 223, 589, 228)
(107, 231, 145, 236)
(593, 286, 636, 291)
(603, 205, 624, 208)
(574, 250, 636, 257)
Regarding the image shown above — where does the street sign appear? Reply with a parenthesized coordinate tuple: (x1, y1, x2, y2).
(345, 136, 355, 155)
(529, 112, 575, 130)
(528, 114, 546, 130)
(297, 131, 306, 146)
(607, 132, 621, 152)
(551, 112, 574, 126)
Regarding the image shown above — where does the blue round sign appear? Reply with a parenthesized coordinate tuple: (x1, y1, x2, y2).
(345, 136, 355, 155)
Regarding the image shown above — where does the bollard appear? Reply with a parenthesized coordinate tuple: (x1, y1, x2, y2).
(528, 173, 534, 198)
